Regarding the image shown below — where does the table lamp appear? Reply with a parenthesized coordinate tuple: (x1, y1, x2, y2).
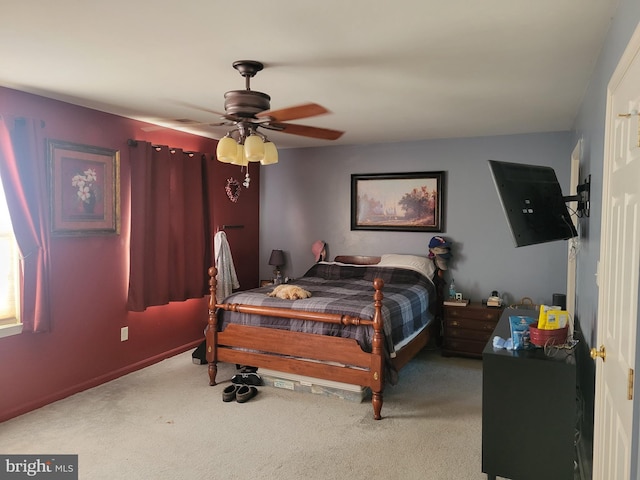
(268, 249, 285, 284)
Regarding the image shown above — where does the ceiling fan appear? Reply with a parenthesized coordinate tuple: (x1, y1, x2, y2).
(211, 60, 344, 142)
(210, 60, 345, 165)
(144, 60, 344, 165)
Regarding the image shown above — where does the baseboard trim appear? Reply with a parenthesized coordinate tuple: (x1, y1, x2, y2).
(1, 339, 202, 423)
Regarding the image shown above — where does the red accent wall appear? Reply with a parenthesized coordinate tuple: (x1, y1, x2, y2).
(0, 87, 259, 422)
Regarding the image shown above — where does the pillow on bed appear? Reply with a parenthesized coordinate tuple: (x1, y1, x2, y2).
(309, 262, 364, 280)
(376, 254, 436, 280)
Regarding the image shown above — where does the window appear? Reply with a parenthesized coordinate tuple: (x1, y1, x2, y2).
(0, 177, 21, 337)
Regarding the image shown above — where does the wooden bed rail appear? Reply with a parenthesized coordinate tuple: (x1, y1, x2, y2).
(216, 301, 377, 326)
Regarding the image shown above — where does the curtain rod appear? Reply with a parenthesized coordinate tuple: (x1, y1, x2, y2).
(127, 138, 199, 156)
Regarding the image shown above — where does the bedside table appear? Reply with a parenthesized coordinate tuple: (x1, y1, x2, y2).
(442, 303, 504, 358)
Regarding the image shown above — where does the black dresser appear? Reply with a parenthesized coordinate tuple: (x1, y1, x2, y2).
(482, 308, 577, 480)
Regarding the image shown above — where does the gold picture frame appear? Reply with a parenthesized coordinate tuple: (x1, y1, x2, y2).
(47, 139, 120, 236)
(351, 171, 445, 232)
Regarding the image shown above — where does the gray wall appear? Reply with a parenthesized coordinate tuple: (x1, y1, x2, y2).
(260, 131, 573, 306)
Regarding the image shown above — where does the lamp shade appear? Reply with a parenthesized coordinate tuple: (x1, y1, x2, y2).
(268, 249, 285, 267)
(216, 136, 237, 163)
(260, 141, 279, 165)
(244, 134, 265, 162)
(230, 143, 248, 166)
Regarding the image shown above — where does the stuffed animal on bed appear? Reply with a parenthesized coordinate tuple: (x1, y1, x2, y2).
(267, 284, 312, 300)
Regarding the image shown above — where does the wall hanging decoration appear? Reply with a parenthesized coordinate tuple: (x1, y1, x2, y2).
(351, 171, 445, 232)
(225, 177, 241, 202)
(47, 139, 120, 235)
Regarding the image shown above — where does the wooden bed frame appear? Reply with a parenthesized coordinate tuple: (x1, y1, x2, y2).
(205, 255, 440, 420)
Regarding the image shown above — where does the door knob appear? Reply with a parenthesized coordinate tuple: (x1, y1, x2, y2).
(590, 345, 606, 361)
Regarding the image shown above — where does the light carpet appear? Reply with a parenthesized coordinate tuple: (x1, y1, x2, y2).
(1, 348, 488, 480)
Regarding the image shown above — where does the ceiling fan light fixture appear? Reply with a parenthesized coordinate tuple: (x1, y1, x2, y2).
(244, 133, 265, 162)
(261, 141, 279, 165)
(211, 60, 341, 167)
(216, 135, 237, 163)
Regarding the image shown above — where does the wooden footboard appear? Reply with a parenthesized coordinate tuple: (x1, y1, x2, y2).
(206, 266, 389, 419)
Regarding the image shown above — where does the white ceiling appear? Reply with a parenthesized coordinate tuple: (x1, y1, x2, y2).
(0, 1, 618, 149)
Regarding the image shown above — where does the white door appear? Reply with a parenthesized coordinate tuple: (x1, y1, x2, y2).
(593, 23, 640, 479)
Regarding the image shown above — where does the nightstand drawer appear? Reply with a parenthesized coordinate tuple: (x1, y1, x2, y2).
(445, 306, 502, 322)
(443, 325, 492, 343)
(443, 316, 497, 332)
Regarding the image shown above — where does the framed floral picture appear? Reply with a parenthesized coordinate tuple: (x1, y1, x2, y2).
(47, 139, 120, 235)
(351, 171, 445, 232)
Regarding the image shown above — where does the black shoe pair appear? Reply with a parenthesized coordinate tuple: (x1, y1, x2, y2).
(235, 365, 258, 373)
(231, 371, 263, 386)
(222, 384, 258, 403)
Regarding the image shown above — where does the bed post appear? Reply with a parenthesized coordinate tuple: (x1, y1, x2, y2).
(371, 277, 385, 420)
(206, 266, 218, 386)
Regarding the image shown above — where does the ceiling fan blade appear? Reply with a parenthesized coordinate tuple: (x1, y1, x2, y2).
(141, 121, 229, 132)
(265, 122, 344, 140)
(171, 100, 243, 122)
(256, 103, 329, 122)
(171, 100, 226, 117)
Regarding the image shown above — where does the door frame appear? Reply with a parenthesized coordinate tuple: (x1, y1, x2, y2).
(566, 138, 581, 320)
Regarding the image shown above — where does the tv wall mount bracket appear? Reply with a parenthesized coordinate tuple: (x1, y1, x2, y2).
(563, 174, 591, 218)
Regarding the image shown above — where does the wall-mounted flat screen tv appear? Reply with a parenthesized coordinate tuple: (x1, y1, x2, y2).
(488, 160, 577, 247)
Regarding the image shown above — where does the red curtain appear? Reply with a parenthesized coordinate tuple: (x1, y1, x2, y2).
(0, 116, 51, 332)
(127, 141, 212, 312)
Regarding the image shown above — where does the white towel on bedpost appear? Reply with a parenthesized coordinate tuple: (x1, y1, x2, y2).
(214, 231, 240, 301)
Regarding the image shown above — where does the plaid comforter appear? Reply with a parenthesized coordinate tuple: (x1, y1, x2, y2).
(217, 263, 435, 355)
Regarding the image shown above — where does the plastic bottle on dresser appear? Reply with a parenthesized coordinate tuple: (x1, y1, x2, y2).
(449, 278, 456, 299)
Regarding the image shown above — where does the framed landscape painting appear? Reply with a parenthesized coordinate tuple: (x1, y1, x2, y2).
(47, 139, 120, 236)
(351, 171, 445, 232)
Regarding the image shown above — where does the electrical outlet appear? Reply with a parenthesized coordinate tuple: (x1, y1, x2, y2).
(120, 326, 129, 342)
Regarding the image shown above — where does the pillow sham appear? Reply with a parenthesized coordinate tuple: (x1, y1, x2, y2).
(377, 254, 436, 280)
